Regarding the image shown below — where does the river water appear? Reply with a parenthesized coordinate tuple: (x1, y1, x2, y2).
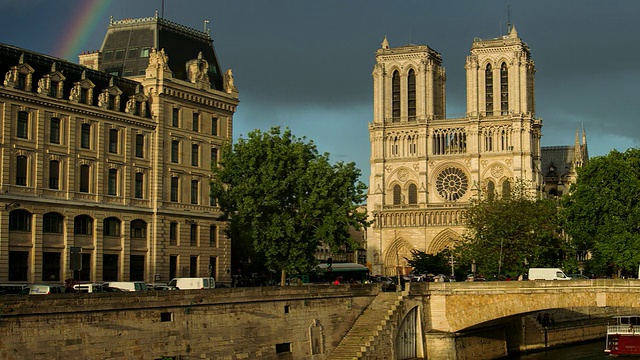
(507, 339, 640, 359)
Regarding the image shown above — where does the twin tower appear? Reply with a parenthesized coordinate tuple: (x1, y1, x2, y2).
(366, 25, 542, 276)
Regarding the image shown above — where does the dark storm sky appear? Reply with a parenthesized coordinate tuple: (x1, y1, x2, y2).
(1, 0, 639, 184)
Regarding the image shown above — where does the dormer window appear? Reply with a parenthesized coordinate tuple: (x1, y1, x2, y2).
(49, 81, 59, 98)
(17, 73, 26, 90)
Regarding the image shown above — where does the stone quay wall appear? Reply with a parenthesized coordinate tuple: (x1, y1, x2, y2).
(0, 285, 379, 360)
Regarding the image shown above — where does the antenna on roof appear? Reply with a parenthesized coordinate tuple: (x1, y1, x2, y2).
(204, 20, 210, 35)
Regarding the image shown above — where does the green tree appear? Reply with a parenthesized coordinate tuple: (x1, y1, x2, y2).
(406, 250, 449, 276)
(561, 148, 640, 278)
(455, 179, 568, 278)
(211, 127, 368, 284)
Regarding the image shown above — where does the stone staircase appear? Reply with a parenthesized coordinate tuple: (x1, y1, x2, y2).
(329, 290, 407, 360)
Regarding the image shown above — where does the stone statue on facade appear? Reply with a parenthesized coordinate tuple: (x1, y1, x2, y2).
(98, 91, 108, 109)
(37, 77, 47, 94)
(69, 85, 80, 102)
(4, 71, 13, 87)
(125, 98, 135, 114)
(224, 68, 237, 94)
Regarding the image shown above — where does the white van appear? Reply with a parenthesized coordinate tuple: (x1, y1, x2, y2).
(528, 268, 571, 281)
(24, 284, 65, 295)
(168, 277, 215, 290)
(73, 283, 104, 293)
(103, 281, 148, 291)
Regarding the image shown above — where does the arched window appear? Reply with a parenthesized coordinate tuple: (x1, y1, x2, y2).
(485, 64, 493, 115)
(392, 70, 400, 121)
(9, 210, 31, 231)
(502, 180, 511, 198)
(74, 215, 93, 235)
(500, 62, 509, 115)
(104, 217, 121, 237)
(130, 219, 147, 238)
(408, 184, 417, 204)
(487, 180, 495, 201)
(43, 212, 64, 233)
(407, 69, 416, 120)
(393, 184, 402, 205)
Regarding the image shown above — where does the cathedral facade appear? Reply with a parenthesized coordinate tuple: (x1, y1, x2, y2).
(366, 26, 545, 276)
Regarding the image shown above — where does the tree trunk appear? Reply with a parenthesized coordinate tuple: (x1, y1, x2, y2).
(280, 269, 286, 286)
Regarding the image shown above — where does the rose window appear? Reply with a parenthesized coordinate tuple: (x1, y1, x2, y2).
(435, 167, 469, 201)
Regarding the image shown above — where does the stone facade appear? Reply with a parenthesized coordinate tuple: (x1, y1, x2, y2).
(367, 26, 547, 276)
(0, 15, 238, 285)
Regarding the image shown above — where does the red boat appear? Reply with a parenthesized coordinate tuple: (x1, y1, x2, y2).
(605, 315, 640, 355)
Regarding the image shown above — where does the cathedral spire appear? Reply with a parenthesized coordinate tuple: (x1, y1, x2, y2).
(381, 36, 389, 49)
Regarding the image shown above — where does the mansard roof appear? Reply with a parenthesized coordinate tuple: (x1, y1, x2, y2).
(99, 15, 224, 90)
(0, 42, 149, 117)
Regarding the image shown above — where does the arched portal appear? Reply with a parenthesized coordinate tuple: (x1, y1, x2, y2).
(384, 238, 414, 277)
(396, 306, 418, 359)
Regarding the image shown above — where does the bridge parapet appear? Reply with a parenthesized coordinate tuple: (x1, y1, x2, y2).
(409, 279, 640, 332)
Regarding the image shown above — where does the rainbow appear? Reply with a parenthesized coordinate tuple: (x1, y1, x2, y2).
(55, 0, 112, 61)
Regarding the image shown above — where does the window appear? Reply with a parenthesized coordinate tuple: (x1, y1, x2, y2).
(407, 69, 416, 120)
(192, 112, 199, 132)
(130, 220, 146, 238)
(80, 164, 90, 193)
(123, 70, 134, 77)
(392, 71, 400, 120)
(485, 63, 493, 115)
(43, 213, 63, 233)
(170, 222, 178, 246)
(135, 172, 144, 199)
(49, 81, 59, 98)
(140, 47, 150, 58)
(104, 217, 121, 237)
(17, 111, 28, 138)
(190, 224, 198, 246)
(211, 117, 218, 136)
(127, 48, 138, 59)
(211, 147, 218, 168)
(74, 215, 93, 235)
(190, 255, 197, 277)
(108, 169, 117, 196)
(103, 254, 118, 281)
(81, 123, 91, 149)
(191, 179, 199, 204)
(487, 180, 495, 201)
(80, 88, 89, 104)
(8, 251, 28, 281)
(393, 184, 402, 205)
(49, 160, 60, 189)
(135, 134, 144, 158)
(17, 73, 26, 90)
(500, 62, 509, 115)
(169, 256, 177, 280)
(109, 128, 118, 153)
(79, 253, 91, 281)
(171, 140, 179, 163)
(172, 108, 179, 127)
(275, 343, 292, 354)
(114, 49, 124, 60)
(42, 252, 61, 281)
(16, 155, 27, 186)
(408, 184, 417, 204)
(103, 51, 113, 61)
(9, 210, 31, 231)
(170, 177, 179, 202)
(191, 144, 199, 166)
(210, 225, 217, 247)
(50, 117, 60, 144)
(502, 180, 511, 198)
(130, 255, 144, 281)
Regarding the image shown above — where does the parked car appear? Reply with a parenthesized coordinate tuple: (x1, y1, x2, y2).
(0, 283, 28, 295)
(73, 283, 104, 293)
(168, 277, 215, 290)
(102, 281, 148, 291)
(567, 274, 589, 280)
(21, 284, 65, 295)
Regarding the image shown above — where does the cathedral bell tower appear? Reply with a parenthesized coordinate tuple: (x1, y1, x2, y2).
(465, 25, 536, 118)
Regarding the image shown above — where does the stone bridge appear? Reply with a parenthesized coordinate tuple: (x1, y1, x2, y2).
(332, 279, 640, 359)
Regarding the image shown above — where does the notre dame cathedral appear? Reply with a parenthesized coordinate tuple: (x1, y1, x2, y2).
(366, 25, 588, 276)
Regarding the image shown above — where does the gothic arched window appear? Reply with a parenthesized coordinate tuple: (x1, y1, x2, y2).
(485, 64, 493, 115)
(502, 179, 511, 198)
(500, 62, 509, 115)
(487, 180, 495, 201)
(407, 69, 416, 120)
(408, 184, 417, 204)
(392, 70, 400, 121)
(393, 184, 402, 205)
